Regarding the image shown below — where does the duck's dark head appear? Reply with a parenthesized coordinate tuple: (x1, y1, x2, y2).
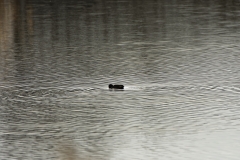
(109, 84, 114, 89)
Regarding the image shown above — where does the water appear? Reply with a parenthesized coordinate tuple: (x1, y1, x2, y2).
(1, 0, 240, 159)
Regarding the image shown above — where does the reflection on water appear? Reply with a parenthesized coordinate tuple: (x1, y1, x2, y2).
(1, 0, 240, 160)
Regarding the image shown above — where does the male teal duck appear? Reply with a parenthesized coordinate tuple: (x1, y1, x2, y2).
(109, 84, 124, 89)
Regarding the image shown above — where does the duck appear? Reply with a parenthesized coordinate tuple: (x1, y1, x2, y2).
(109, 84, 124, 89)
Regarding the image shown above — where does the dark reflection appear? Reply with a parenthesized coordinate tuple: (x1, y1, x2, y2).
(1, 0, 240, 160)
(0, 0, 15, 83)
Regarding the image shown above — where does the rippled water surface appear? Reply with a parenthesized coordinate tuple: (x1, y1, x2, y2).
(1, 0, 240, 159)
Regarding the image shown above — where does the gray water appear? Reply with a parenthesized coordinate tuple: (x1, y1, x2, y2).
(1, 0, 240, 159)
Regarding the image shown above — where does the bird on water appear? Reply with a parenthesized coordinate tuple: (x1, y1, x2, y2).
(109, 84, 124, 89)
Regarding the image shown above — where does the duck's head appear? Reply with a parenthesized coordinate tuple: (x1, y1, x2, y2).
(109, 84, 114, 89)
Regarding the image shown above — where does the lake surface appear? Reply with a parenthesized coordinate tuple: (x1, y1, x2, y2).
(1, 0, 240, 159)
